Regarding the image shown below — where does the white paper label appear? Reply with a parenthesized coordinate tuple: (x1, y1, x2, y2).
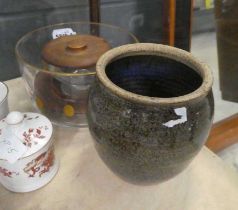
(163, 107, 187, 128)
(52, 28, 76, 39)
(0, 130, 27, 164)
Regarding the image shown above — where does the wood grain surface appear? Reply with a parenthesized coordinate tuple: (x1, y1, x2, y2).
(206, 113, 238, 152)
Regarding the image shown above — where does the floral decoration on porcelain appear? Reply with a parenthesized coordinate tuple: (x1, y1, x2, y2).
(22, 127, 47, 147)
(23, 148, 55, 178)
(0, 167, 19, 178)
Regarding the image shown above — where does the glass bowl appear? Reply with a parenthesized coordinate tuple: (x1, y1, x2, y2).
(15, 22, 138, 127)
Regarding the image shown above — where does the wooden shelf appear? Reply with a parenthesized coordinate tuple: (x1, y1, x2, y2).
(206, 113, 238, 153)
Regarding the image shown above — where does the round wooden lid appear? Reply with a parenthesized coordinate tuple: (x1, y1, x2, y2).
(42, 35, 111, 68)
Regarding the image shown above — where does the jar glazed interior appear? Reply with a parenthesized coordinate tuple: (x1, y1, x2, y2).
(96, 43, 213, 105)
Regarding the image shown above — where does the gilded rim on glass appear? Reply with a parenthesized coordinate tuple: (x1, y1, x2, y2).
(96, 43, 213, 105)
(15, 22, 139, 77)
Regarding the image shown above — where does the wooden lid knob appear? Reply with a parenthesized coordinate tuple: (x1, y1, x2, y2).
(66, 40, 87, 51)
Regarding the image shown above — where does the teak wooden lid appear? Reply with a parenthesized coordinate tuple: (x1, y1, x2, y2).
(42, 35, 110, 68)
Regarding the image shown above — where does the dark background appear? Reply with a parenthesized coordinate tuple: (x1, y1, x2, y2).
(0, 0, 215, 81)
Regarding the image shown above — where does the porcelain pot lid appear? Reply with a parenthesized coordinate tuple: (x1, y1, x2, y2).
(41, 34, 111, 68)
(0, 111, 52, 163)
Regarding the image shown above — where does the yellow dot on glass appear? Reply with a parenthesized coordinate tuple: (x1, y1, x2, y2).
(36, 97, 44, 109)
(63, 105, 75, 117)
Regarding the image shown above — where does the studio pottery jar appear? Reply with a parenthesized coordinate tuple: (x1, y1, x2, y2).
(87, 43, 214, 185)
(0, 111, 59, 192)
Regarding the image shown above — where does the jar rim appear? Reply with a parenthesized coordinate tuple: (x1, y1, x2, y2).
(96, 43, 213, 105)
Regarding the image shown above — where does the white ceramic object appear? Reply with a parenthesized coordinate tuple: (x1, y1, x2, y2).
(0, 111, 59, 192)
(0, 82, 9, 120)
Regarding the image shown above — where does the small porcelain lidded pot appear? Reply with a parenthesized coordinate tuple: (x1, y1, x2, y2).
(0, 82, 9, 120)
(0, 111, 59, 192)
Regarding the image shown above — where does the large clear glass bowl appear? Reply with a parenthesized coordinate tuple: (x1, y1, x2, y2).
(15, 22, 138, 127)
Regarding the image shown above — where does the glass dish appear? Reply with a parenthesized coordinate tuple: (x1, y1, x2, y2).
(15, 22, 138, 127)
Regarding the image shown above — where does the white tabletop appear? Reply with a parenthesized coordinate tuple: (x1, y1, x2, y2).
(1, 78, 238, 210)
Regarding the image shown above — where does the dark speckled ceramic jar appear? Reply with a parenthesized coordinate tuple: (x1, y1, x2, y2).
(87, 43, 214, 185)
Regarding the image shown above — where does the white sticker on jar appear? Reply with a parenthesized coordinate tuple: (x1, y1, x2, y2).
(52, 28, 76, 39)
(163, 107, 187, 128)
(0, 130, 27, 164)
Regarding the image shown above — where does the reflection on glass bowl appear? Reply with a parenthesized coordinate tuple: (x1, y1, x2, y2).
(15, 22, 138, 127)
